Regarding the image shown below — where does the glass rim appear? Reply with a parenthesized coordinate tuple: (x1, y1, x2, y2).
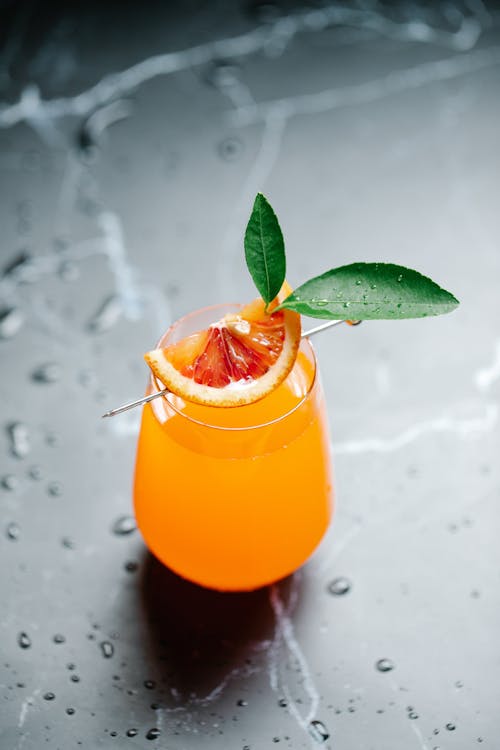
(149, 303, 318, 432)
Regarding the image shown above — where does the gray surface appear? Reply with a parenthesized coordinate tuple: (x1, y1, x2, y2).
(1, 2, 499, 748)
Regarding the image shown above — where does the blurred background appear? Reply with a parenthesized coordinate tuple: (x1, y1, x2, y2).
(1, 1, 499, 748)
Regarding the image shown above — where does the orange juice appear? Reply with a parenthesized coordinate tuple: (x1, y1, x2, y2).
(134, 304, 333, 591)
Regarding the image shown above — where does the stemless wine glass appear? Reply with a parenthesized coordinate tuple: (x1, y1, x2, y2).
(133, 303, 333, 591)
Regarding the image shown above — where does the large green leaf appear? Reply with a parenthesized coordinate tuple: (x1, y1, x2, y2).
(276, 263, 459, 320)
(244, 193, 286, 305)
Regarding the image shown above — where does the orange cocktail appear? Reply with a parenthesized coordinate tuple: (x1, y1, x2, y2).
(134, 304, 333, 591)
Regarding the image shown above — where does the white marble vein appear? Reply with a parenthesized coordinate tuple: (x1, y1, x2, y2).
(409, 718, 431, 750)
(233, 44, 500, 126)
(314, 519, 364, 574)
(17, 688, 40, 729)
(269, 583, 321, 740)
(332, 402, 498, 455)
(83, 99, 132, 142)
(0, 3, 493, 131)
(1, 172, 170, 340)
(475, 340, 500, 391)
(219, 108, 287, 295)
(388, 677, 430, 750)
(97, 211, 143, 321)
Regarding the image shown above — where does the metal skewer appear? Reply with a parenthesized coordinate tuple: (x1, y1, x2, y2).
(101, 319, 361, 418)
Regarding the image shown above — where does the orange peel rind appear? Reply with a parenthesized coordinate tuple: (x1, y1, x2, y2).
(144, 290, 301, 408)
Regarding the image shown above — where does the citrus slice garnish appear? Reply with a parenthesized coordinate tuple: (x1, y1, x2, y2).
(144, 295, 301, 407)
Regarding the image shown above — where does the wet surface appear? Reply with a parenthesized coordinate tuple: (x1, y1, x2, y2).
(1, 1, 500, 748)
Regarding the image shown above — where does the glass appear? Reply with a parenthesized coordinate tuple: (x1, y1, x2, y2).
(133, 303, 333, 591)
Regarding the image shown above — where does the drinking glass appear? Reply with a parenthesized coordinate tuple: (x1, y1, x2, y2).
(134, 303, 333, 591)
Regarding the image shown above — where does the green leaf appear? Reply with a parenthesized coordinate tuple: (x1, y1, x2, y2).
(244, 193, 286, 305)
(276, 263, 459, 320)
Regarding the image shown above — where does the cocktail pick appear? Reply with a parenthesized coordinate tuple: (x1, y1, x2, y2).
(101, 319, 361, 418)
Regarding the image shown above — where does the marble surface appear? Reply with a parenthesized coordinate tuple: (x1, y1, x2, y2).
(1, 2, 499, 748)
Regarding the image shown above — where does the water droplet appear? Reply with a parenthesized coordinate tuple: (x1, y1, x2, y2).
(87, 295, 122, 334)
(47, 481, 62, 497)
(0, 307, 24, 339)
(327, 577, 351, 596)
(7, 422, 30, 459)
(27, 465, 42, 480)
(477, 737, 483, 743)
(70, 674, 80, 683)
(126, 728, 138, 737)
(1, 474, 18, 490)
(370, 284, 377, 290)
(355, 280, 362, 285)
(100, 641, 114, 658)
(2, 250, 31, 277)
(53, 634, 65, 644)
(433, 729, 440, 735)
(343, 302, 350, 308)
(31, 362, 62, 384)
(58, 261, 79, 282)
(110, 731, 117, 737)
(316, 299, 328, 307)
(78, 369, 97, 388)
(76, 123, 98, 161)
(455, 680, 463, 688)
(146, 728, 161, 741)
(348, 706, 356, 713)
(408, 711, 419, 719)
(45, 431, 59, 447)
(67, 663, 76, 670)
(278, 698, 288, 708)
(6, 522, 20, 541)
(308, 719, 329, 743)
(61, 537, 74, 549)
(111, 515, 136, 536)
(237, 699, 248, 707)
(43, 692, 55, 701)
(144, 680, 155, 689)
(470, 589, 480, 599)
(124, 561, 138, 573)
(446, 723, 456, 731)
(66, 708, 75, 715)
(17, 632, 31, 649)
(397, 274, 403, 282)
(217, 137, 243, 162)
(375, 658, 395, 673)
(272, 739, 280, 744)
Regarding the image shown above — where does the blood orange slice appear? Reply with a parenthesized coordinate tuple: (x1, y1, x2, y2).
(144, 296, 301, 407)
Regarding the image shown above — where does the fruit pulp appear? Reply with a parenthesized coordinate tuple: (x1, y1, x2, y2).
(134, 311, 333, 591)
(144, 297, 301, 407)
